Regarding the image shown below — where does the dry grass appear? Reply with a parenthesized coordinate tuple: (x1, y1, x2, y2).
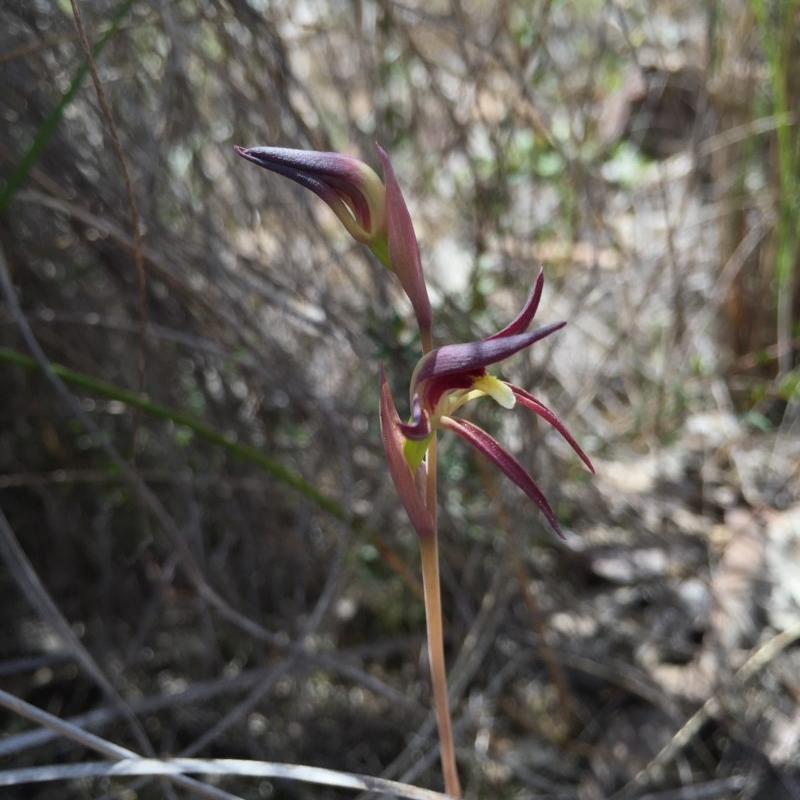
(1, 1, 799, 798)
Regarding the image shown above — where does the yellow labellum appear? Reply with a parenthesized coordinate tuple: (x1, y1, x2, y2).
(472, 374, 516, 409)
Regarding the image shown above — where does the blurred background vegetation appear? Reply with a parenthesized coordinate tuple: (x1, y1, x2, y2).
(1, 1, 799, 798)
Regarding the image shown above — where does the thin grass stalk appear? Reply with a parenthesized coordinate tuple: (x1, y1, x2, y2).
(752, 0, 800, 376)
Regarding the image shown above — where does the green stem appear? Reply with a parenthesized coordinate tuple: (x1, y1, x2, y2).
(419, 527, 460, 798)
(0, 346, 349, 523)
(418, 316, 459, 795)
(420, 435, 461, 797)
(0, 0, 134, 213)
(752, 0, 800, 375)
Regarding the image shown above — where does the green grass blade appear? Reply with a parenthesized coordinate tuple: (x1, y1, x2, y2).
(0, 0, 134, 213)
(0, 345, 352, 524)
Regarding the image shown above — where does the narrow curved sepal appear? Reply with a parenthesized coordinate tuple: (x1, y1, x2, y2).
(379, 368, 435, 538)
(511, 386, 595, 474)
(375, 145, 433, 341)
(440, 416, 564, 538)
(488, 266, 544, 340)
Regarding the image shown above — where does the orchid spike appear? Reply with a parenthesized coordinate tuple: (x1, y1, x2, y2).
(235, 144, 432, 340)
(385, 267, 594, 537)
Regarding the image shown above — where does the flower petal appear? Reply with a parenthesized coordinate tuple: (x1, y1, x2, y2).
(379, 368, 435, 538)
(511, 386, 595, 473)
(398, 395, 435, 469)
(397, 394, 430, 439)
(375, 145, 432, 339)
(488, 266, 545, 340)
(472, 374, 516, 409)
(440, 416, 564, 537)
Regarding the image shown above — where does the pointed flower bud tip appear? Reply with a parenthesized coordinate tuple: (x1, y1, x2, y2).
(235, 145, 387, 245)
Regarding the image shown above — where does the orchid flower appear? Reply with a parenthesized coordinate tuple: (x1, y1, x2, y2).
(380, 267, 594, 538)
(237, 142, 591, 796)
(235, 144, 431, 341)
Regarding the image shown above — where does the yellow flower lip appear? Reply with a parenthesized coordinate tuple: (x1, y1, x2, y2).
(471, 374, 516, 409)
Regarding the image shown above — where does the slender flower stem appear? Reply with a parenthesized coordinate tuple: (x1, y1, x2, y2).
(420, 438, 461, 798)
(421, 328, 433, 358)
(419, 327, 460, 795)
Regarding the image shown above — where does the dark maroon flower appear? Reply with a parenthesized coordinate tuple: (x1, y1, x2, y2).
(380, 268, 594, 537)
